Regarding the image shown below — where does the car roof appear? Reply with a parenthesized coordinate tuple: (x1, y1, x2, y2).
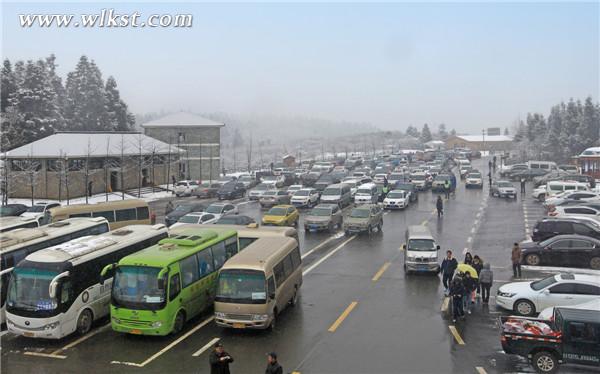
(555, 273, 600, 284)
(314, 203, 337, 209)
(542, 234, 600, 243)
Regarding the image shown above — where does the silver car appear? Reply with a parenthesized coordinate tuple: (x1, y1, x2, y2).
(303, 204, 343, 233)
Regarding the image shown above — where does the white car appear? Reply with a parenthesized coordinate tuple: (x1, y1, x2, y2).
(383, 190, 409, 210)
(205, 202, 238, 218)
(20, 202, 60, 222)
(249, 183, 276, 200)
(171, 212, 218, 228)
(374, 173, 388, 184)
(262, 175, 285, 188)
(548, 205, 600, 218)
(532, 185, 547, 201)
(174, 180, 199, 197)
(495, 273, 600, 316)
(465, 172, 483, 188)
(341, 178, 360, 196)
(545, 191, 600, 208)
(286, 184, 304, 196)
(290, 188, 320, 208)
(537, 299, 600, 320)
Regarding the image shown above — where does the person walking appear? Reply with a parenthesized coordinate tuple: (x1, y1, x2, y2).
(462, 272, 476, 315)
(479, 263, 494, 304)
(520, 178, 526, 194)
(472, 255, 483, 297)
(511, 242, 522, 278)
(440, 250, 458, 293)
(165, 200, 174, 216)
(488, 171, 492, 186)
(464, 252, 473, 266)
(209, 342, 234, 374)
(265, 352, 283, 374)
(444, 179, 451, 199)
(450, 277, 465, 323)
(436, 196, 444, 218)
(88, 181, 93, 197)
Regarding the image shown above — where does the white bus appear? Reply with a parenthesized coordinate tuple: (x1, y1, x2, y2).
(5, 224, 168, 339)
(0, 216, 40, 233)
(0, 217, 110, 324)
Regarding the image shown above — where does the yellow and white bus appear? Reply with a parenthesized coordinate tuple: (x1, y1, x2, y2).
(0, 216, 40, 233)
(45, 200, 151, 230)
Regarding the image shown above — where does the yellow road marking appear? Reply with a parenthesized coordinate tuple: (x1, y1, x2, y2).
(475, 367, 488, 374)
(372, 262, 391, 282)
(449, 325, 465, 345)
(328, 301, 358, 332)
(291, 372, 301, 374)
(23, 352, 67, 359)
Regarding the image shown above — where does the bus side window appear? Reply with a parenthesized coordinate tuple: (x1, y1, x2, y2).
(169, 274, 181, 301)
(61, 280, 72, 304)
(116, 208, 137, 222)
(196, 250, 214, 278)
(224, 237, 238, 258)
(180, 256, 199, 287)
(267, 276, 275, 296)
(274, 262, 285, 288)
(136, 207, 149, 220)
(283, 255, 293, 278)
(291, 247, 301, 269)
(211, 242, 227, 270)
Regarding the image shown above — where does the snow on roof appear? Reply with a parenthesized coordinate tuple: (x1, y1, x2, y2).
(141, 112, 224, 128)
(579, 147, 600, 157)
(4, 132, 183, 159)
(452, 135, 513, 142)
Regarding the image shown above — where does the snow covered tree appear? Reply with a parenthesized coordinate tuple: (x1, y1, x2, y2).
(406, 125, 419, 138)
(504, 127, 509, 136)
(45, 54, 66, 119)
(449, 128, 457, 137)
(577, 96, 600, 149)
(1, 59, 17, 112)
(65, 56, 109, 131)
(419, 123, 432, 143)
(437, 123, 448, 140)
(546, 105, 564, 161)
(105, 76, 135, 131)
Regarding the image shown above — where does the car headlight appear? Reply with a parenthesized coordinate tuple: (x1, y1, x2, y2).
(112, 317, 121, 324)
(151, 321, 162, 328)
(215, 312, 226, 318)
(497, 291, 516, 298)
(407, 256, 417, 261)
(44, 321, 60, 330)
(252, 314, 269, 321)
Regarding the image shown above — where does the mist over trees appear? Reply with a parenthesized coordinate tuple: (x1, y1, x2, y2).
(513, 96, 599, 162)
(0, 55, 135, 151)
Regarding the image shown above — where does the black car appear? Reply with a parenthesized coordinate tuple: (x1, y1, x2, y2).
(165, 202, 207, 227)
(217, 182, 246, 200)
(521, 234, 600, 269)
(532, 217, 600, 242)
(0, 204, 29, 217)
(394, 182, 418, 202)
(314, 175, 340, 192)
(510, 168, 548, 181)
(214, 215, 256, 225)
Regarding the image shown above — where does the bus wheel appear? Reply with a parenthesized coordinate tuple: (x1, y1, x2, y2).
(269, 309, 277, 330)
(290, 289, 298, 307)
(76, 309, 93, 335)
(172, 311, 185, 334)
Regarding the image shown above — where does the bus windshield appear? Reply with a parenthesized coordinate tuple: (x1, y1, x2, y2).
(216, 269, 266, 304)
(112, 266, 166, 310)
(7, 267, 58, 313)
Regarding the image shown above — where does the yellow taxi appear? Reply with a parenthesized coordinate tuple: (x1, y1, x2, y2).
(262, 205, 299, 227)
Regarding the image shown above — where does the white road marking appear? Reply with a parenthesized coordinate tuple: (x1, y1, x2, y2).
(467, 237, 472, 243)
(0, 330, 9, 337)
(470, 227, 476, 234)
(301, 235, 338, 260)
(303, 236, 356, 276)
(23, 352, 67, 359)
(51, 324, 110, 355)
(112, 316, 215, 368)
(192, 337, 220, 357)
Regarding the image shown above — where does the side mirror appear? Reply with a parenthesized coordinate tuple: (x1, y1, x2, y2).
(269, 292, 276, 300)
(157, 277, 166, 290)
(100, 263, 116, 285)
(48, 271, 70, 299)
(402, 244, 407, 250)
(436, 245, 441, 250)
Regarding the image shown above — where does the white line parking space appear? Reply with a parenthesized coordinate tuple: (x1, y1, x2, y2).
(192, 337, 221, 357)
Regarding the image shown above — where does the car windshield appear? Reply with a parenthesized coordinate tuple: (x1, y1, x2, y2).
(498, 182, 513, 188)
(387, 191, 405, 199)
(530, 275, 558, 291)
(411, 175, 426, 180)
(112, 266, 165, 310)
(7, 267, 58, 312)
(350, 208, 370, 218)
(295, 190, 311, 196)
(176, 182, 188, 187)
(0, 206, 18, 215)
(255, 184, 269, 191)
(267, 207, 287, 216)
(174, 205, 191, 212)
(178, 215, 201, 223)
(205, 205, 224, 214)
(262, 191, 277, 197)
(468, 173, 482, 178)
(216, 269, 267, 304)
(408, 239, 436, 251)
(263, 176, 277, 181)
(239, 176, 252, 181)
(26, 205, 46, 213)
(356, 188, 372, 195)
(310, 207, 331, 216)
(322, 188, 341, 196)
(434, 176, 449, 181)
(216, 216, 244, 225)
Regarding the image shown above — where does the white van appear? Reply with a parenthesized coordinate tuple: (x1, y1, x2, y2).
(527, 161, 558, 172)
(403, 225, 440, 274)
(320, 183, 352, 207)
(354, 183, 378, 204)
(545, 181, 588, 198)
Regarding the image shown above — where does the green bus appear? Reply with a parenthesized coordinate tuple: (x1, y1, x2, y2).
(101, 228, 238, 336)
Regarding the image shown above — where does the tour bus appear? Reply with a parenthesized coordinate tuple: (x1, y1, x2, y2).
(5, 224, 167, 339)
(0, 217, 109, 324)
(45, 200, 151, 230)
(171, 223, 299, 250)
(214, 236, 302, 330)
(105, 228, 239, 336)
(0, 216, 39, 233)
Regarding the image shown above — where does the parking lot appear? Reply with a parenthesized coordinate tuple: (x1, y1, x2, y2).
(2, 157, 597, 374)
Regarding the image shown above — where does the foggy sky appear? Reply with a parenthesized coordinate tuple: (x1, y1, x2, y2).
(2, 2, 599, 133)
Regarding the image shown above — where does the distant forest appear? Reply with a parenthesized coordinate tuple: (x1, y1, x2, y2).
(0, 55, 135, 151)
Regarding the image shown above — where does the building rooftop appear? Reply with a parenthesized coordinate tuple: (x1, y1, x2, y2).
(141, 112, 225, 128)
(451, 135, 513, 142)
(4, 132, 183, 159)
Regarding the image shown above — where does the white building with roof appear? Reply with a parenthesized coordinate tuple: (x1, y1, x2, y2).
(445, 134, 513, 152)
(141, 112, 224, 181)
(2, 132, 183, 200)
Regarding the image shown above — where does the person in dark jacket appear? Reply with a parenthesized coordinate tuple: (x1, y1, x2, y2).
(450, 277, 465, 323)
(472, 255, 483, 297)
(165, 200, 174, 216)
(511, 242, 522, 278)
(464, 252, 473, 266)
(265, 352, 283, 374)
(462, 272, 476, 315)
(479, 263, 493, 304)
(436, 196, 443, 218)
(209, 343, 233, 374)
(440, 250, 458, 293)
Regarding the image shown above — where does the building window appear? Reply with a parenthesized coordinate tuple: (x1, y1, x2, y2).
(10, 159, 42, 171)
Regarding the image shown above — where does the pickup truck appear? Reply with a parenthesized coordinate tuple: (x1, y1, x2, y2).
(500, 308, 600, 373)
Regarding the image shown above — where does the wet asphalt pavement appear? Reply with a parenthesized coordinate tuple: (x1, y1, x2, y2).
(2, 158, 597, 374)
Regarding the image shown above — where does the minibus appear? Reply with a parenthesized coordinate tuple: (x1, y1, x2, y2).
(215, 236, 301, 329)
(403, 225, 440, 274)
(45, 200, 151, 230)
(320, 183, 352, 207)
(354, 183, 379, 204)
(0, 216, 39, 233)
(5, 224, 167, 338)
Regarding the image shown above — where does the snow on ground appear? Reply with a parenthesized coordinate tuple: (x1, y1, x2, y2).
(3, 189, 174, 206)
